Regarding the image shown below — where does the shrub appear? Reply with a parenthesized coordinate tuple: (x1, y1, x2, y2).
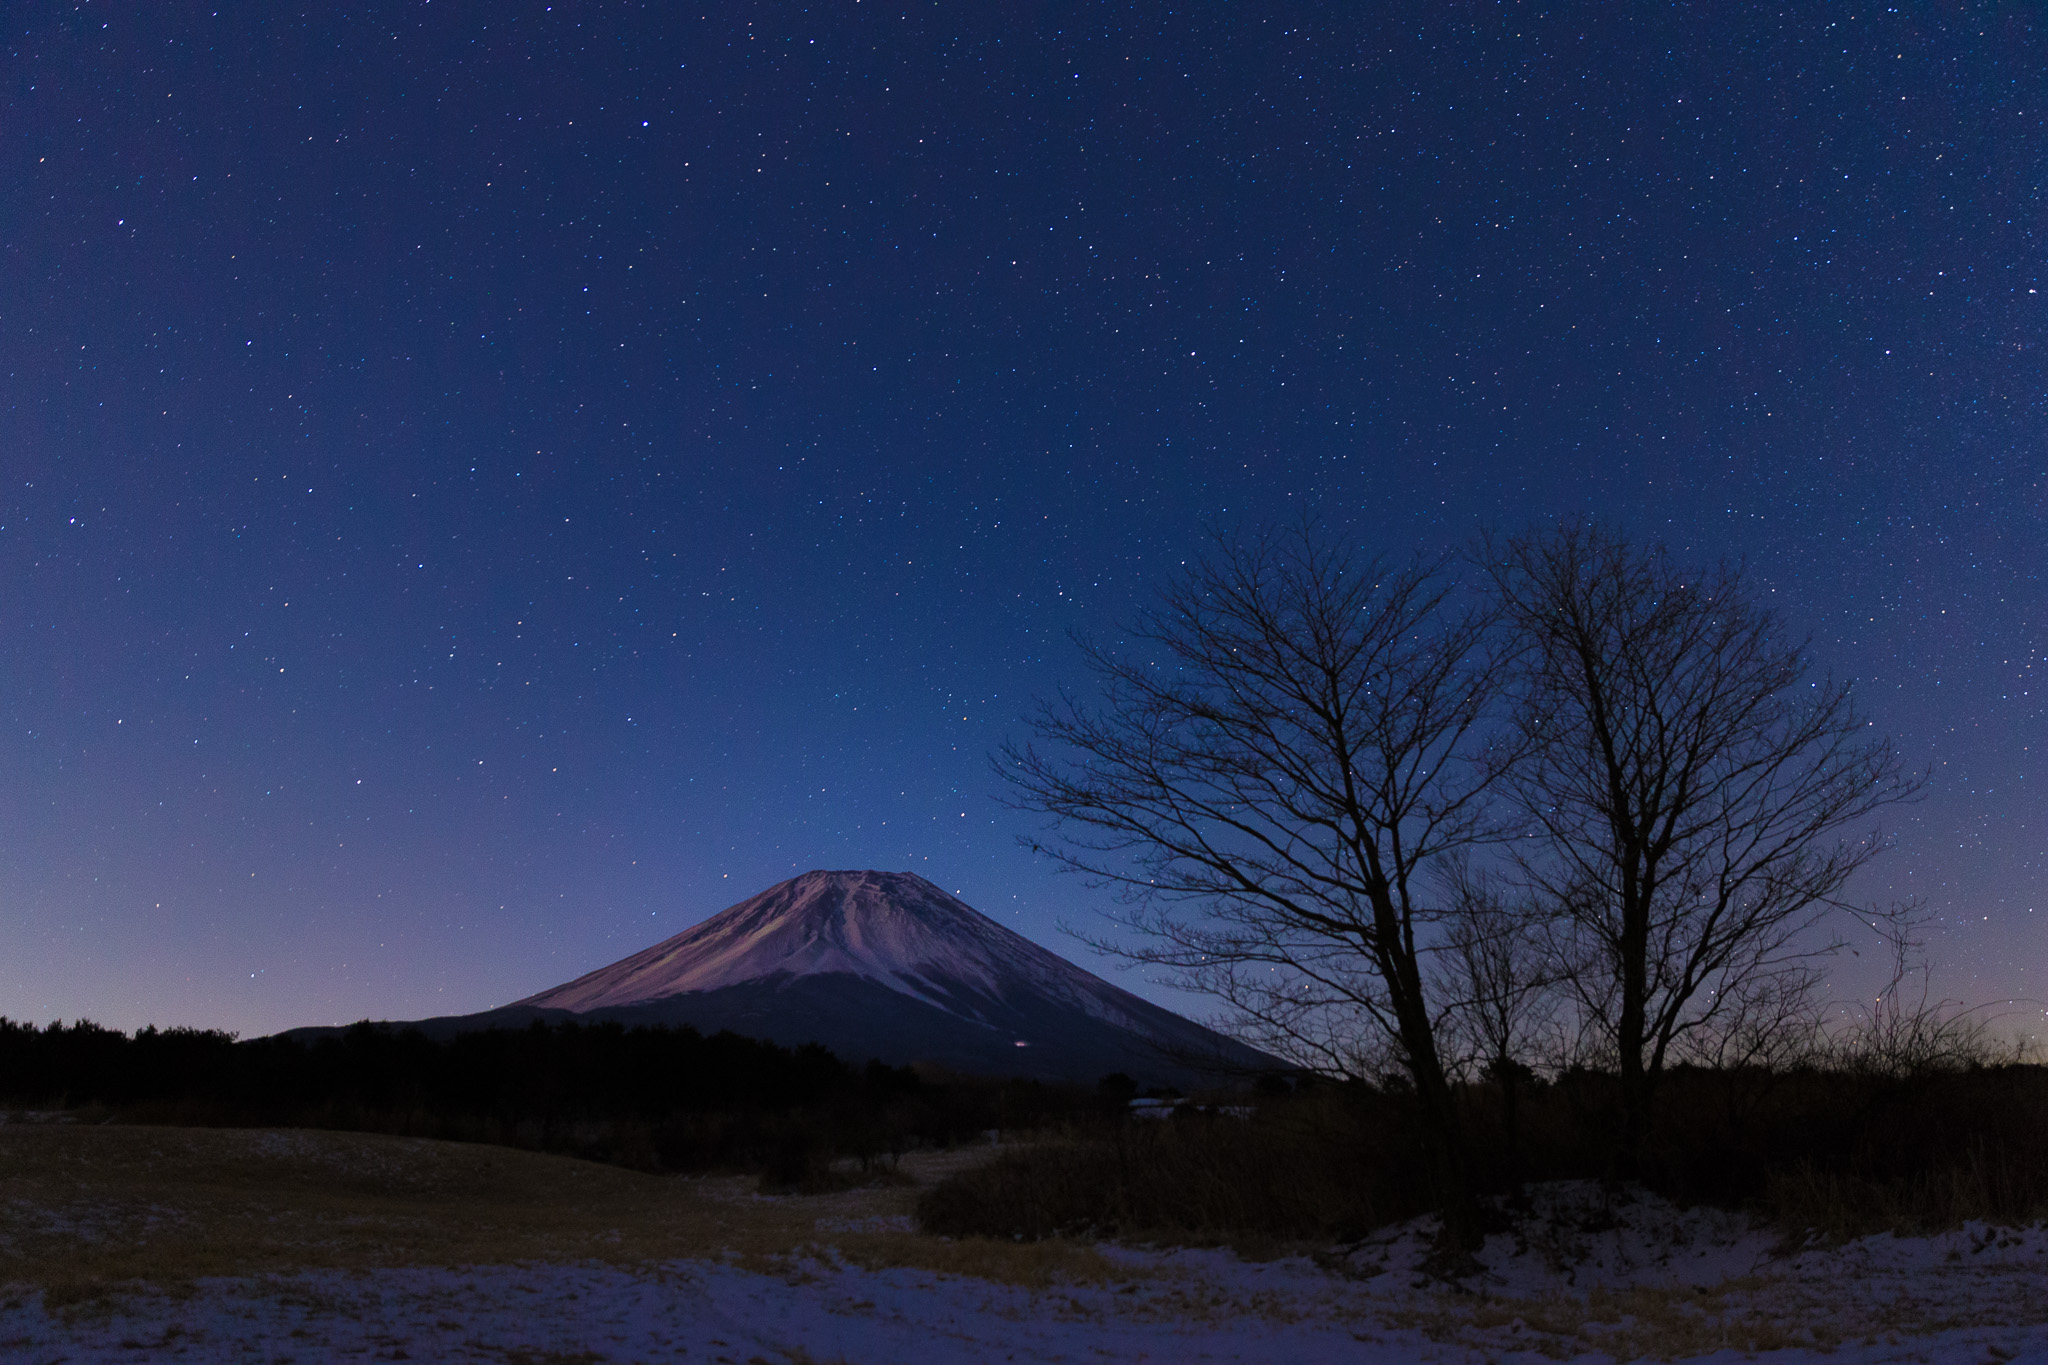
(919, 1065, 2048, 1243)
(920, 1088, 1440, 1243)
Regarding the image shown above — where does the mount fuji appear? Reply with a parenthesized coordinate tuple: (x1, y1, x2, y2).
(296, 870, 1274, 1086)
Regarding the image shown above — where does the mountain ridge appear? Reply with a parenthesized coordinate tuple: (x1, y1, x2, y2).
(508, 869, 1274, 1084)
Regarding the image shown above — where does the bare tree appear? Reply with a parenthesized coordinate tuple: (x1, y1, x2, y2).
(998, 525, 1508, 1248)
(1484, 522, 1920, 1167)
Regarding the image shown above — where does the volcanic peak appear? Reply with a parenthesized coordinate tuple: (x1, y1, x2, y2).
(516, 869, 1144, 1028)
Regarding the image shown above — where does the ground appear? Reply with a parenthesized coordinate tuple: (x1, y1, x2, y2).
(3, 1118, 2046, 1363)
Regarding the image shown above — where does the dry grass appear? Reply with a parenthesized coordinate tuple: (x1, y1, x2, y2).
(0, 1123, 1103, 1308)
(830, 1231, 1120, 1289)
(1388, 1282, 1840, 1361)
(1764, 1143, 2048, 1243)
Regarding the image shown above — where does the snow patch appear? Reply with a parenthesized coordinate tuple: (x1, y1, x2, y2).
(1333, 1179, 1779, 1295)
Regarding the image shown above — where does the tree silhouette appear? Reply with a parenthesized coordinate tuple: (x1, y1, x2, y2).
(1000, 524, 1510, 1249)
(1484, 522, 1920, 1166)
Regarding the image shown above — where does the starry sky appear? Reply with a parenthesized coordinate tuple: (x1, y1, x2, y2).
(2, 1, 2041, 1037)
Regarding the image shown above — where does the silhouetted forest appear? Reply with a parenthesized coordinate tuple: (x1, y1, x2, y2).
(0, 1017, 1095, 1187)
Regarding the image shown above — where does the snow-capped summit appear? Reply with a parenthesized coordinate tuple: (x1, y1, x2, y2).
(520, 869, 1163, 1030)
(505, 869, 1272, 1084)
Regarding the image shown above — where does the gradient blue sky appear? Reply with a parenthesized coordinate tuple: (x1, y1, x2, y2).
(2, 1, 2040, 1037)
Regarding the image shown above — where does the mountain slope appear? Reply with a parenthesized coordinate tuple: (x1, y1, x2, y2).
(502, 869, 1272, 1084)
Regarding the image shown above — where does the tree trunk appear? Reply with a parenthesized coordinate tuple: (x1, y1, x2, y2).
(1496, 1056, 1523, 1192)
(1616, 1057, 1649, 1177)
(1614, 870, 1652, 1174)
(1376, 891, 1483, 1251)
(1410, 1058, 1484, 1255)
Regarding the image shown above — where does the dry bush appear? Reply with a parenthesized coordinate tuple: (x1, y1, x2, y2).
(919, 1063, 2048, 1246)
(1754, 1066, 2048, 1238)
(918, 1091, 1442, 1244)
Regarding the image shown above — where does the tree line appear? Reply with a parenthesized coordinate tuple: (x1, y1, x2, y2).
(1001, 519, 1925, 1251)
(0, 1016, 1085, 1182)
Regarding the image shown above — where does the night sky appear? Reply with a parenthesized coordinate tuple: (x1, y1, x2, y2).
(3, 2, 2041, 1038)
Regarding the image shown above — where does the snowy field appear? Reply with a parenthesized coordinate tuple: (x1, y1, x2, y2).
(7, 1221, 2048, 1364)
(5, 1122, 2047, 1363)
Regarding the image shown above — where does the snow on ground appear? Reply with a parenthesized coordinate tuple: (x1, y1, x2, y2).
(5, 1183, 2047, 1364)
(1335, 1180, 1775, 1294)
